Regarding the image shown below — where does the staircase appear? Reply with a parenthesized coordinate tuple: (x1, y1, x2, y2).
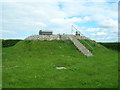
(68, 35, 93, 56)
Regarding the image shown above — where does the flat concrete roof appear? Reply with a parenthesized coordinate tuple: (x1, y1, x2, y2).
(39, 30, 53, 32)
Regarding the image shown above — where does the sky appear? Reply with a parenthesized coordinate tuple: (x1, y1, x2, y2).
(0, 0, 119, 42)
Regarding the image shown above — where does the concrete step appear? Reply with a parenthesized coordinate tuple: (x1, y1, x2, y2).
(68, 35, 93, 56)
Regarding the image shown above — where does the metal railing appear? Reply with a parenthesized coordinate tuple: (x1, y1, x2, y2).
(71, 25, 94, 54)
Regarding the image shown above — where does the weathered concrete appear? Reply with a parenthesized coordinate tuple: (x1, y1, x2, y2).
(76, 35, 88, 39)
(68, 35, 93, 56)
(25, 35, 87, 40)
(25, 35, 60, 40)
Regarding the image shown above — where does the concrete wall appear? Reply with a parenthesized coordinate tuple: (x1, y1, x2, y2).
(25, 35, 87, 40)
(76, 35, 88, 39)
(25, 35, 68, 40)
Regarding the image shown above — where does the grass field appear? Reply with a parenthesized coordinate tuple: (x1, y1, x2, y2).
(2, 40, 118, 88)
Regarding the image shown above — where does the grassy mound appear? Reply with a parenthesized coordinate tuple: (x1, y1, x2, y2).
(2, 40, 118, 88)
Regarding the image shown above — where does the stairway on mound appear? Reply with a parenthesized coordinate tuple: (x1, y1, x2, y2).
(68, 35, 93, 56)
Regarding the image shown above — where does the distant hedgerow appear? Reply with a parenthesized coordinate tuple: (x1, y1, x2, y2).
(2, 39, 22, 47)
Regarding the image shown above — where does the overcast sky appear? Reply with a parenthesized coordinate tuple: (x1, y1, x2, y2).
(1, 0, 119, 42)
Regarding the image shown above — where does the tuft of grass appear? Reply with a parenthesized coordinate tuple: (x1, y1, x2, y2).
(2, 40, 118, 88)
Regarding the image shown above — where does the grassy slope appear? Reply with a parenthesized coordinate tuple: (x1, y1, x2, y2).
(2, 40, 118, 88)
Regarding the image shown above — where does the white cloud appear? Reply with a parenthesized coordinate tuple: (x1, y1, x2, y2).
(92, 32, 107, 36)
(0, 30, 17, 38)
(2, 0, 118, 42)
(99, 19, 118, 33)
(90, 0, 106, 2)
(68, 16, 90, 23)
(105, 36, 113, 39)
(50, 16, 90, 26)
(34, 22, 46, 27)
(50, 18, 68, 26)
(99, 19, 118, 29)
(1, 30, 17, 34)
(34, 22, 47, 27)
(24, 22, 47, 27)
(1, 0, 110, 3)
(87, 28, 100, 32)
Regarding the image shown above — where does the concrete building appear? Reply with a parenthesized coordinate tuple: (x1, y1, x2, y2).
(39, 30, 52, 35)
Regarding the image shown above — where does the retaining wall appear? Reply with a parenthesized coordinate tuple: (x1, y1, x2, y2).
(25, 35, 87, 40)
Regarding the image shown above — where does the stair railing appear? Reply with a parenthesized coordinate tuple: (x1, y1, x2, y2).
(71, 25, 94, 54)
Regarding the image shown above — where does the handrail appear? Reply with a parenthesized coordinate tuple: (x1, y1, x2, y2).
(71, 25, 94, 54)
(72, 25, 90, 40)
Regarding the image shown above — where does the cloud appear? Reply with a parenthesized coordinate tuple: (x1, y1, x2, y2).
(1, 30, 17, 34)
(1, 0, 110, 3)
(87, 28, 100, 32)
(99, 19, 118, 33)
(99, 19, 118, 29)
(50, 16, 90, 26)
(92, 32, 107, 36)
(105, 36, 113, 39)
(0, 30, 17, 38)
(50, 18, 68, 26)
(34, 22, 47, 27)
(1, 0, 118, 42)
(68, 16, 90, 23)
(25, 22, 47, 27)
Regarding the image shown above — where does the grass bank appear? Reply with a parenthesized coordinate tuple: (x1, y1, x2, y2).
(2, 40, 118, 88)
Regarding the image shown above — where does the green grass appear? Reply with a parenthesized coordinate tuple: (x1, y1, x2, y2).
(2, 40, 118, 88)
(78, 39, 96, 54)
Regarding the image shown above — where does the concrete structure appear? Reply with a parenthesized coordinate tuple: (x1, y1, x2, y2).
(25, 34, 93, 56)
(68, 35, 93, 56)
(25, 35, 87, 40)
(39, 30, 52, 35)
(25, 29, 93, 56)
